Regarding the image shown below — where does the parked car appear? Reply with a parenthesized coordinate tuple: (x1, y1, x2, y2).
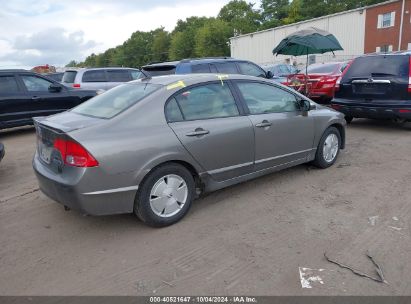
(33, 74, 345, 227)
(262, 64, 299, 83)
(0, 142, 4, 163)
(45, 72, 64, 82)
(305, 62, 349, 102)
(142, 58, 273, 79)
(331, 51, 411, 123)
(62, 67, 143, 91)
(0, 69, 96, 130)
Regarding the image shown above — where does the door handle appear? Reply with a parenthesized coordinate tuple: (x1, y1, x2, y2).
(255, 120, 272, 128)
(31, 96, 41, 101)
(185, 128, 210, 137)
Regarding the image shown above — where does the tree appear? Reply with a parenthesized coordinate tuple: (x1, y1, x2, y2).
(282, 0, 303, 24)
(169, 16, 210, 60)
(218, 0, 261, 35)
(195, 19, 232, 57)
(260, 0, 289, 28)
(151, 28, 171, 62)
(65, 60, 78, 67)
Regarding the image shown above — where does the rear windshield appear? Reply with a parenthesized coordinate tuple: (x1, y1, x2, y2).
(344, 55, 409, 79)
(307, 63, 339, 74)
(142, 66, 176, 76)
(72, 83, 161, 119)
(62, 71, 77, 83)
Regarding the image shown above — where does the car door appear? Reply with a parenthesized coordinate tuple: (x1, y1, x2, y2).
(19, 74, 76, 116)
(166, 81, 255, 182)
(234, 80, 315, 171)
(0, 74, 31, 127)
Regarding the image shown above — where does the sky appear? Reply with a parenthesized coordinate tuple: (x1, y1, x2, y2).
(0, 0, 237, 69)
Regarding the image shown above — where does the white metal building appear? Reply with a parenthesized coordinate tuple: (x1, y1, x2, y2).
(230, 1, 402, 66)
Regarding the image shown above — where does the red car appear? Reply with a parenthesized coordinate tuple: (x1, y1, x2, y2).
(305, 62, 349, 103)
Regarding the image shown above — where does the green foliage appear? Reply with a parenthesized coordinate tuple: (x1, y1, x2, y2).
(218, 0, 261, 35)
(195, 18, 232, 57)
(73, 0, 389, 67)
(65, 60, 78, 67)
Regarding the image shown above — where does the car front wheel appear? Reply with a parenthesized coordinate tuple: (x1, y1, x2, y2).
(134, 163, 195, 227)
(313, 127, 341, 169)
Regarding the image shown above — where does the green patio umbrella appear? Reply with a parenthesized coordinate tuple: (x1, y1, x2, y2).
(272, 27, 344, 93)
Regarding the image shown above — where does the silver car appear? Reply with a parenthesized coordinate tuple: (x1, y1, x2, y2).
(62, 67, 142, 91)
(33, 74, 346, 227)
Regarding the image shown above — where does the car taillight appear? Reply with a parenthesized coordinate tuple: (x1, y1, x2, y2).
(335, 77, 342, 91)
(73, 84, 81, 88)
(53, 138, 98, 167)
(335, 60, 354, 92)
(408, 56, 411, 93)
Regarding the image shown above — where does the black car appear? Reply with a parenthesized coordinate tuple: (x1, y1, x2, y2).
(142, 57, 274, 79)
(0, 142, 4, 162)
(0, 70, 96, 130)
(331, 51, 411, 123)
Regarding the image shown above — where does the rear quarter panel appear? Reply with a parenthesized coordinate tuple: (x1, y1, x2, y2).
(69, 89, 204, 189)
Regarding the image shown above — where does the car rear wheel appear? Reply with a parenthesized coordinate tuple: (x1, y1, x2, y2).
(313, 127, 341, 169)
(134, 163, 195, 227)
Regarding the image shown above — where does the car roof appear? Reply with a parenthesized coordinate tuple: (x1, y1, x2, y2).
(130, 73, 268, 87)
(0, 69, 29, 73)
(360, 50, 411, 57)
(143, 57, 249, 68)
(65, 67, 140, 72)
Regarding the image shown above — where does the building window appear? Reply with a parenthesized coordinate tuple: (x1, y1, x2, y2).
(377, 12, 395, 28)
(376, 45, 393, 53)
(408, 43, 411, 51)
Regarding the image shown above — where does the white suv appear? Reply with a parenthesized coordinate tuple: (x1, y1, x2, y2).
(62, 67, 142, 91)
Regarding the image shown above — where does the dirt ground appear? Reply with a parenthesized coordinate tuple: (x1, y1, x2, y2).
(0, 120, 410, 296)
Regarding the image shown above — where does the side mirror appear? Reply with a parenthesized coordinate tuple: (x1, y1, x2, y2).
(48, 83, 63, 93)
(266, 71, 273, 79)
(299, 99, 312, 112)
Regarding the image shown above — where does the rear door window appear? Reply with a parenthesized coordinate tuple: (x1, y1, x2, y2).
(107, 70, 132, 82)
(307, 64, 339, 74)
(192, 64, 211, 73)
(82, 70, 107, 82)
(62, 71, 77, 84)
(173, 83, 239, 121)
(213, 63, 239, 74)
(0, 76, 20, 93)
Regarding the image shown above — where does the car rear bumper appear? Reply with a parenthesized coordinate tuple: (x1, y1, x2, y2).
(33, 153, 137, 216)
(310, 88, 334, 100)
(331, 99, 411, 120)
(0, 143, 4, 162)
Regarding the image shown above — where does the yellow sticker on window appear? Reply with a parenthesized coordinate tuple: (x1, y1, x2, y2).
(167, 80, 186, 90)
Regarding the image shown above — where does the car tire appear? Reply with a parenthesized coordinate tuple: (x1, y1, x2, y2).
(345, 116, 353, 124)
(313, 127, 341, 169)
(134, 163, 195, 227)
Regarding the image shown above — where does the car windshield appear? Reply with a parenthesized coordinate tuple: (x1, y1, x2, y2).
(142, 66, 176, 76)
(306, 64, 339, 74)
(72, 83, 161, 119)
(343, 55, 409, 78)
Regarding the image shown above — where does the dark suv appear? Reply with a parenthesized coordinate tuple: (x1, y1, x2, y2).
(331, 51, 411, 123)
(142, 58, 273, 79)
(0, 70, 96, 130)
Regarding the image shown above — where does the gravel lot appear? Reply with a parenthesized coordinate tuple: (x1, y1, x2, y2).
(1, 120, 410, 296)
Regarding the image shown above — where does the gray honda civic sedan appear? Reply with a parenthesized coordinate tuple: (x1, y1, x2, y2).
(33, 74, 346, 227)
